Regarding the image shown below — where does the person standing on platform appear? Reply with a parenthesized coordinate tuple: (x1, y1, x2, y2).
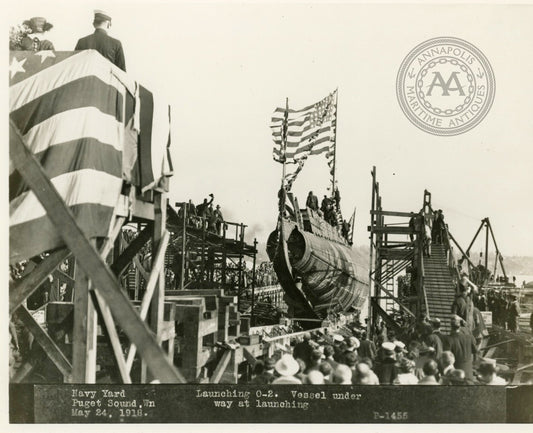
(214, 205, 224, 236)
(431, 209, 441, 243)
(19, 17, 55, 51)
(306, 191, 319, 211)
(334, 187, 341, 211)
(186, 199, 197, 227)
(320, 195, 330, 215)
(75, 10, 126, 71)
(196, 194, 214, 229)
(206, 204, 217, 233)
(507, 295, 521, 333)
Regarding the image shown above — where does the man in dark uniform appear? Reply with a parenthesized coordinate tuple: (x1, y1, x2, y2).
(75, 10, 126, 71)
(451, 285, 469, 321)
(293, 333, 314, 369)
(421, 321, 443, 360)
(357, 331, 377, 362)
(375, 342, 398, 385)
(186, 199, 197, 226)
(432, 210, 444, 243)
(334, 187, 341, 210)
(320, 195, 330, 214)
(507, 295, 521, 333)
(442, 316, 477, 380)
(306, 191, 319, 211)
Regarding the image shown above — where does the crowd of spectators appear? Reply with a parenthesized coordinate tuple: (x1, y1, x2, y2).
(474, 289, 522, 332)
(245, 316, 509, 386)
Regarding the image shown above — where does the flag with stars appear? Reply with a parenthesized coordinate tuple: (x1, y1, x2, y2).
(9, 50, 172, 264)
(270, 90, 337, 163)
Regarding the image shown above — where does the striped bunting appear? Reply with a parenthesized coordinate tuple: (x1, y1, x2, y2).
(9, 51, 127, 263)
(137, 85, 173, 192)
(9, 50, 172, 263)
(271, 90, 337, 163)
(284, 192, 296, 219)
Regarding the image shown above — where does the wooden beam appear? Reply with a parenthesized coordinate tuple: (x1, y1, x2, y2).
(131, 197, 155, 221)
(94, 291, 132, 383)
(126, 230, 170, 372)
(54, 268, 75, 285)
(210, 350, 232, 383)
(480, 339, 515, 351)
(133, 256, 150, 281)
(370, 210, 416, 218)
(11, 360, 37, 383)
(144, 192, 167, 383)
(242, 347, 257, 366)
(447, 230, 477, 270)
(378, 248, 414, 260)
(372, 226, 413, 235)
(9, 248, 70, 315)
(369, 275, 416, 318)
(517, 362, 533, 372)
(72, 265, 97, 383)
(16, 306, 72, 380)
(93, 224, 132, 383)
(110, 223, 153, 277)
(151, 193, 167, 334)
(10, 119, 184, 383)
(165, 289, 225, 297)
(100, 216, 126, 259)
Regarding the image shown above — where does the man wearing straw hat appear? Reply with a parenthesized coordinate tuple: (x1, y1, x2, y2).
(75, 9, 126, 71)
(272, 354, 301, 384)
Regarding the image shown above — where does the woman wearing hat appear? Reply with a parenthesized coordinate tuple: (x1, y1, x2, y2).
(20, 17, 55, 51)
(393, 358, 418, 385)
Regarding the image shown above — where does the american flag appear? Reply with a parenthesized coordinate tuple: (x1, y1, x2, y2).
(270, 90, 337, 164)
(9, 50, 172, 264)
(348, 207, 356, 245)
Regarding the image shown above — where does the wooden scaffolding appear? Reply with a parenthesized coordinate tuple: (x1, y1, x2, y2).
(9, 119, 185, 383)
(368, 166, 423, 337)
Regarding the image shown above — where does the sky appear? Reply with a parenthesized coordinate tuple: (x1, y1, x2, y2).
(6, 1, 533, 261)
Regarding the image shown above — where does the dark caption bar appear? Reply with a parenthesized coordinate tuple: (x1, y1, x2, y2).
(10, 384, 533, 423)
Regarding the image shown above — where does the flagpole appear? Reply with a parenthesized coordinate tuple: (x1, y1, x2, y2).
(280, 97, 289, 215)
(331, 88, 338, 197)
(282, 97, 288, 187)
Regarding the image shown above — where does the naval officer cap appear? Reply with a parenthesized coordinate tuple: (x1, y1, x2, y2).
(381, 341, 396, 352)
(94, 9, 112, 22)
